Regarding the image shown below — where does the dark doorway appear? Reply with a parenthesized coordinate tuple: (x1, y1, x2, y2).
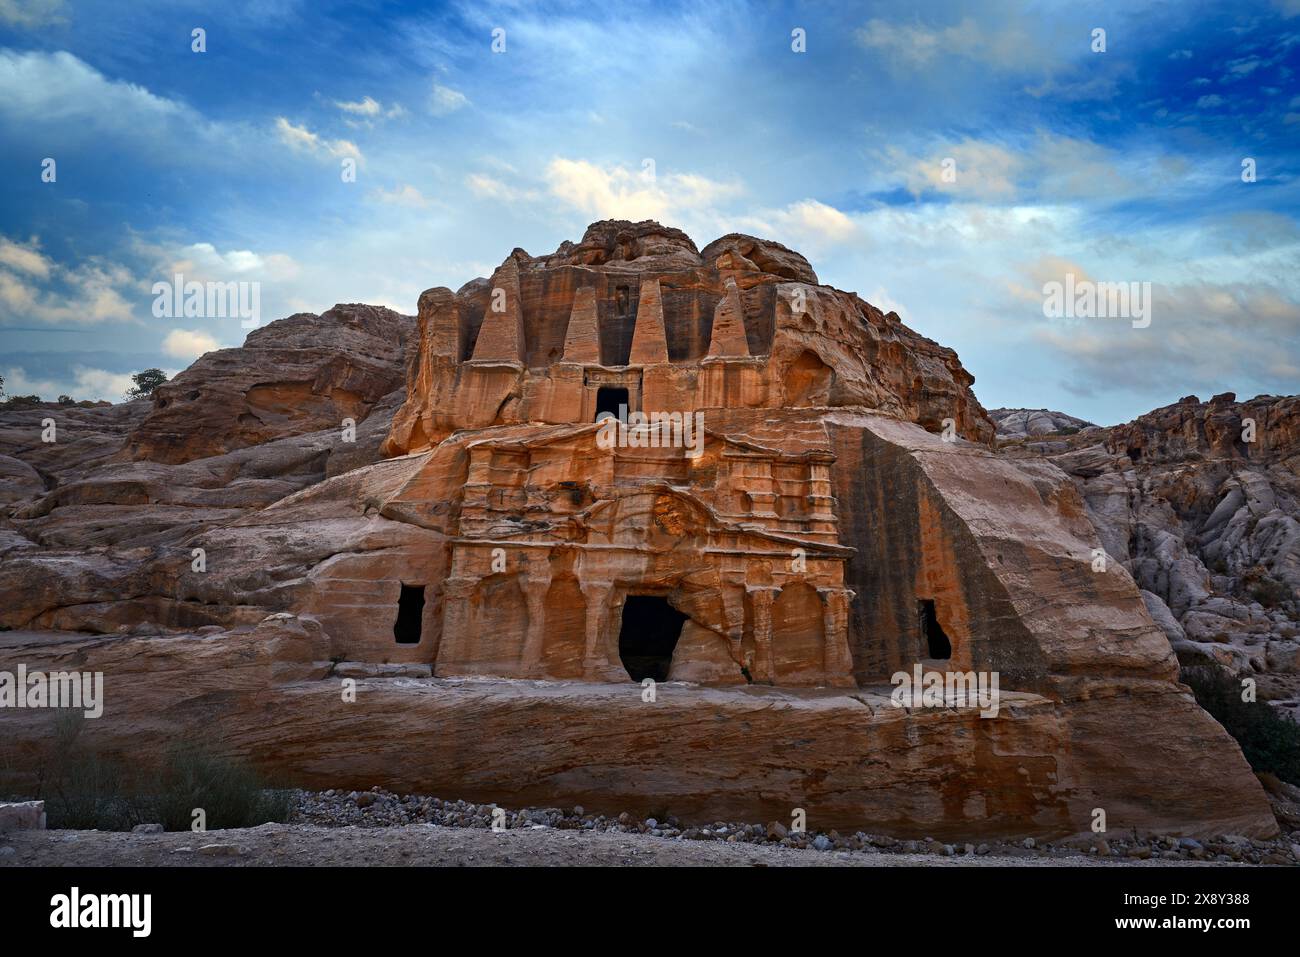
(918, 598, 951, 659)
(394, 584, 425, 644)
(595, 386, 629, 422)
(618, 595, 687, 681)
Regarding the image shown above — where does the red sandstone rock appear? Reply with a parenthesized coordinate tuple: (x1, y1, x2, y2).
(125, 303, 413, 464)
(0, 221, 1281, 840)
(383, 220, 994, 455)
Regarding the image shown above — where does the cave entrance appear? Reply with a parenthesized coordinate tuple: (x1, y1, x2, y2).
(394, 583, 425, 644)
(918, 598, 951, 659)
(595, 386, 629, 422)
(618, 595, 687, 681)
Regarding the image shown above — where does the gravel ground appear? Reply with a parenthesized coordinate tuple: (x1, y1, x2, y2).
(3, 787, 1297, 866)
(0, 824, 1258, 867)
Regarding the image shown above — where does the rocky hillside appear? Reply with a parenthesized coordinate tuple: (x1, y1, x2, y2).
(0, 303, 414, 632)
(0, 228, 1288, 840)
(999, 393, 1300, 715)
(988, 408, 1097, 439)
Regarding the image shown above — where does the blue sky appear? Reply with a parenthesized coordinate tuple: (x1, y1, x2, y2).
(1, 0, 1297, 424)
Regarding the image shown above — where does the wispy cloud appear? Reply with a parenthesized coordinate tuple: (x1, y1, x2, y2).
(274, 117, 362, 162)
(0, 236, 136, 326)
(430, 82, 469, 115)
(0, 0, 67, 29)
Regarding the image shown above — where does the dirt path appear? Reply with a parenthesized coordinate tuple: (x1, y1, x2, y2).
(1, 824, 1241, 867)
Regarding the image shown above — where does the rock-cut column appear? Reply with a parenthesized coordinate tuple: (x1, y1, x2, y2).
(434, 576, 479, 674)
(562, 286, 601, 364)
(707, 277, 751, 358)
(470, 259, 526, 364)
(628, 277, 669, 364)
(747, 585, 779, 683)
(818, 587, 856, 685)
(519, 566, 553, 677)
(580, 580, 616, 679)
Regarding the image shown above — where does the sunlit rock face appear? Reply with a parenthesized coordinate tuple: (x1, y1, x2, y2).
(0, 221, 1278, 840)
(384, 219, 992, 457)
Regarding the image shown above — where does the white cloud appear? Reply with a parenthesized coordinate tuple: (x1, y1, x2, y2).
(0, 49, 198, 138)
(371, 184, 432, 208)
(73, 366, 138, 400)
(1030, 279, 1300, 392)
(1, 365, 137, 402)
(879, 133, 1170, 205)
(274, 117, 362, 162)
(430, 83, 469, 116)
(0, 0, 67, 28)
(334, 95, 382, 116)
(171, 243, 268, 275)
(854, 16, 1045, 70)
(162, 328, 220, 361)
(764, 200, 859, 245)
(332, 95, 405, 122)
(0, 236, 52, 278)
(0, 236, 136, 325)
(466, 172, 535, 202)
(543, 158, 741, 221)
(887, 139, 1024, 201)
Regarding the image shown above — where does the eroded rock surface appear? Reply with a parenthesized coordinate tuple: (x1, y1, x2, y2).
(989, 408, 1097, 439)
(0, 222, 1279, 840)
(125, 303, 413, 465)
(998, 393, 1300, 716)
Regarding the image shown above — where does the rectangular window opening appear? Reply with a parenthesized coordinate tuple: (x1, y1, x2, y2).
(394, 583, 425, 644)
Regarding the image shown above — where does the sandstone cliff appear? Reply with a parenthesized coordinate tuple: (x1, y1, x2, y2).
(997, 393, 1300, 715)
(0, 223, 1281, 841)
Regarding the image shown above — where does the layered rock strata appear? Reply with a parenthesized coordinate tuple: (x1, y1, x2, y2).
(0, 222, 1278, 839)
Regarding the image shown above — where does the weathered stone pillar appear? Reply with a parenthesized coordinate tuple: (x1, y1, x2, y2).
(519, 565, 553, 677)
(720, 581, 747, 653)
(434, 576, 479, 674)
(580, 580, 615, 679)
(469, 259, 525, 364)
(746, 585, 779, 683)
(818, 587, 856, 685)
(562, 286, 600, 364)
(628, 278, 669, 365)
(806, 456, 837, 534)
(707, 278, 751, 358)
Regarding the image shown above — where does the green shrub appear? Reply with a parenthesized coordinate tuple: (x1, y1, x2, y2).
(148, 745, 293, 831)
(37, 714, 291, 830)
(39, 713, 131, 829)
(1182, 665, 1300, 786)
